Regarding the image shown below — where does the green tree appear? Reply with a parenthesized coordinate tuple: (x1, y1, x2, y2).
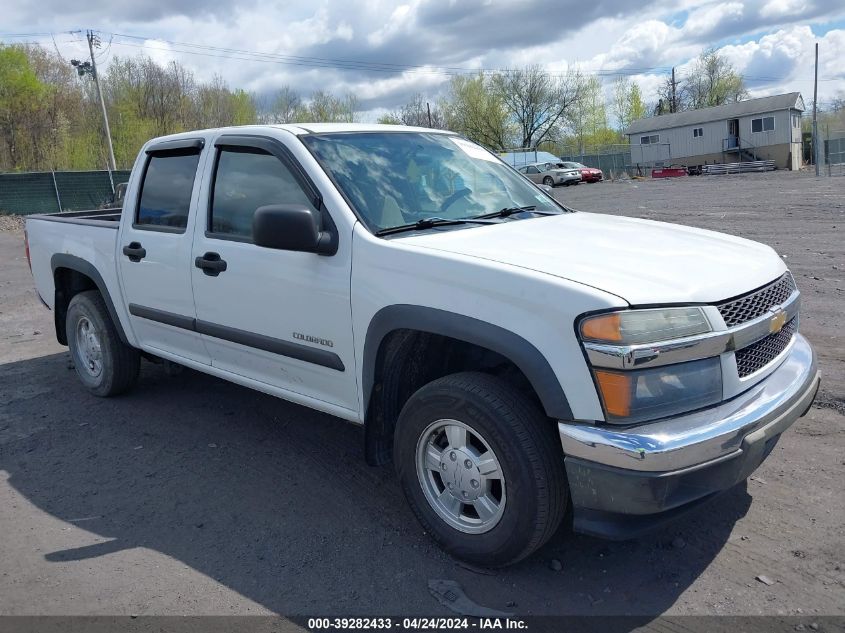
(685, 48, 748, 108)
(443, 73, 511, 150)
(0, 45, 46, 170)
(613, 76, 647, 131)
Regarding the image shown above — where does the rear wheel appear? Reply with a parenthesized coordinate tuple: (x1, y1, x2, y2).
(67, 290, 140, 396)
(395, 372, 567, 567)
(542, 176, 555, 187)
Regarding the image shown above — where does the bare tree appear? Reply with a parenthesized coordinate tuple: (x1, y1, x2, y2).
(492, 65, 583, 149)
(380, 93, 446, 128)
(267, 85, 301, 123)
(658, 49, 749, 113)
(685, 48, 748, 109)
(301, 90, 358, 122)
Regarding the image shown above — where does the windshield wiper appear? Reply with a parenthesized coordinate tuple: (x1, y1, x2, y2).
(473, 205, 558, 219)
(375, 216, 496, 237)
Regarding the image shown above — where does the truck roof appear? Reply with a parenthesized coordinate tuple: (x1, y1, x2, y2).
(147, 123, 454, 145)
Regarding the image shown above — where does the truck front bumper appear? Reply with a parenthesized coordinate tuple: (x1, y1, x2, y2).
(558, 333, 820, 539)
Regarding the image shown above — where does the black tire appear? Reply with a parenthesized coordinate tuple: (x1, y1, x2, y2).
(394, 371, 567, 567)
(542, 176, 555, 187)
(66, 290, 140, 397)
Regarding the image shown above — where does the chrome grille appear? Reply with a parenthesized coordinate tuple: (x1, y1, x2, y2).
(735, 318, 797, 377)
(717, 273, 796, 327)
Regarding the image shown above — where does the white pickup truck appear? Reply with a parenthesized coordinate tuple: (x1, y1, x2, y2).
(25, 124, 820, 566)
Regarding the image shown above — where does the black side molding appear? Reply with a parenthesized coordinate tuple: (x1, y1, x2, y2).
(128, 304, 196, 331)
(363, 305, 572, 420)
(197, 320, 344, 371)
(51, 254, 130, 345)
(128, 304, 344, 372)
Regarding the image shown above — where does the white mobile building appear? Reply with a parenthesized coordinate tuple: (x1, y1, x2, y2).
(626, 92, 804, 170)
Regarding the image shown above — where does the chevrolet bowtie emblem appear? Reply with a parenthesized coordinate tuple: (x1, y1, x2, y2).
(769, 309, 787, 334)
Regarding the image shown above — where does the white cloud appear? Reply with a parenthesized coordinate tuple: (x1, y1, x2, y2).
(760, 0, 810, 19)
(4, 0, 845, 114)
(368, 2, 419, 46)
(683, 2, 746, 38)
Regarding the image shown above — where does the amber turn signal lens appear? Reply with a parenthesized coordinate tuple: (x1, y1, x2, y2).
(580, 313, 622, 342)
(594, 370, 632, 417)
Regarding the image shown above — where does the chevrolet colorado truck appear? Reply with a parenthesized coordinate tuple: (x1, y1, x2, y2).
(24, 124, 821, 566)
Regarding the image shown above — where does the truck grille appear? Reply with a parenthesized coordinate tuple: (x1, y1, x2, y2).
(735, 318, 797, 377)
(717, 273, 796, 327)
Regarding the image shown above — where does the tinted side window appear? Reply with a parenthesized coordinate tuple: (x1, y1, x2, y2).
(211, 149, 316, 239)
(137, 153, 200, 230)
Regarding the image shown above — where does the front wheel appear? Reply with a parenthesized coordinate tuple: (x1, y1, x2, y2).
(67, 290, 140, 397)
(542, 176, 555, 187)
(395, 372, 567, 567)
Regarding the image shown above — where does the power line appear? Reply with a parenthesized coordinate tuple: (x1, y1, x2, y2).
(104, 30, 676, 78)
(3, 29, 842, 84)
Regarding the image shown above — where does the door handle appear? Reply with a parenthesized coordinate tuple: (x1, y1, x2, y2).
(195, 252, 227, 276)
(122, 242, 146, 262)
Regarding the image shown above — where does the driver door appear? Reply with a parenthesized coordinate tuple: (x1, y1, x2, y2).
(189, 134, 357, 414)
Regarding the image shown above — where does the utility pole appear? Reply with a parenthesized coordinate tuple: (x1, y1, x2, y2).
(81, 32, 117, 185)
(426, 102, 433, 128)
(671, 67, 677, 114)
(812, 42, 820, 177)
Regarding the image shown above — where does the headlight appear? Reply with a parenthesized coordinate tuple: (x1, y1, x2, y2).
(580, 307, 712, 345)
(593, 357, 723, 424)
(579, 307, 721, 424)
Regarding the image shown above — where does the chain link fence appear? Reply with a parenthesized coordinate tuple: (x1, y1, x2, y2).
(557, 145, 632, 179)
(0, 170, 132, 215)
(823, 130, 845, 177)
(534, 142, 670, 179)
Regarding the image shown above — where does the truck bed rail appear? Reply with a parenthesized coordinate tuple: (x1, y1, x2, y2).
(27, 207, 122, 228)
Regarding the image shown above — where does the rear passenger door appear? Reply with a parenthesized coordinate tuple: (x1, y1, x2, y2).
(118, 139, 211, 364)
(189, 134, 357, 414)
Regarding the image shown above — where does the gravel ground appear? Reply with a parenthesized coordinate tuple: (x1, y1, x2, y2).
(0, 214, 26, 232)
(0, 170, 842, 618)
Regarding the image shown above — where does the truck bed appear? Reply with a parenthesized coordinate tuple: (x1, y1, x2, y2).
(25, 207, 128, 340)
(27, 207, 122, 229)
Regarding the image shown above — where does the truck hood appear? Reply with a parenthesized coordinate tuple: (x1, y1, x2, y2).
(397, 212, 786, 305)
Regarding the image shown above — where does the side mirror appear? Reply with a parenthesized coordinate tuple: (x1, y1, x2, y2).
(252, 204, 337, 255)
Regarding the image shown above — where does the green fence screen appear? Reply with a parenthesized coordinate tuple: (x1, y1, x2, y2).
(0, 170, 132, 215)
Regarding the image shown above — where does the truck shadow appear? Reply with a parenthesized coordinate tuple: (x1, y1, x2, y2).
(0, 352, 751, 616)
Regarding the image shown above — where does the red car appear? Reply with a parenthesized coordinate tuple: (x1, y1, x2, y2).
(560, 161, 603, 183)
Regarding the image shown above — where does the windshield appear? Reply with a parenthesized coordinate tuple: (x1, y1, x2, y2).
(302, 132, 561, 233)
(562, 162, 583, 169)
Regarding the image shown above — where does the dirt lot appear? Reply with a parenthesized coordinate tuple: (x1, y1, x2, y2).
(0, 170, 843, 619)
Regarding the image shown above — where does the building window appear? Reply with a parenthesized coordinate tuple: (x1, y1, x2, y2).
(640, 134, 659, 144)
(751, 116, 775, 133)
(792, 114, 800, 128)
(693, 127, 704, 138)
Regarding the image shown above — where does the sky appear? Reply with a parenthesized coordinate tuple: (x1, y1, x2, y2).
(4, 0, 845, 121)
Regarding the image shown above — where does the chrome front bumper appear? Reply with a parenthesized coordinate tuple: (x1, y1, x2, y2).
(559, 333, 819, 473)
(559, 334, 820, 538)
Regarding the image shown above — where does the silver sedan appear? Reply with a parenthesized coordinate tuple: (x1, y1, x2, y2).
(517, 162, 581, 187)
